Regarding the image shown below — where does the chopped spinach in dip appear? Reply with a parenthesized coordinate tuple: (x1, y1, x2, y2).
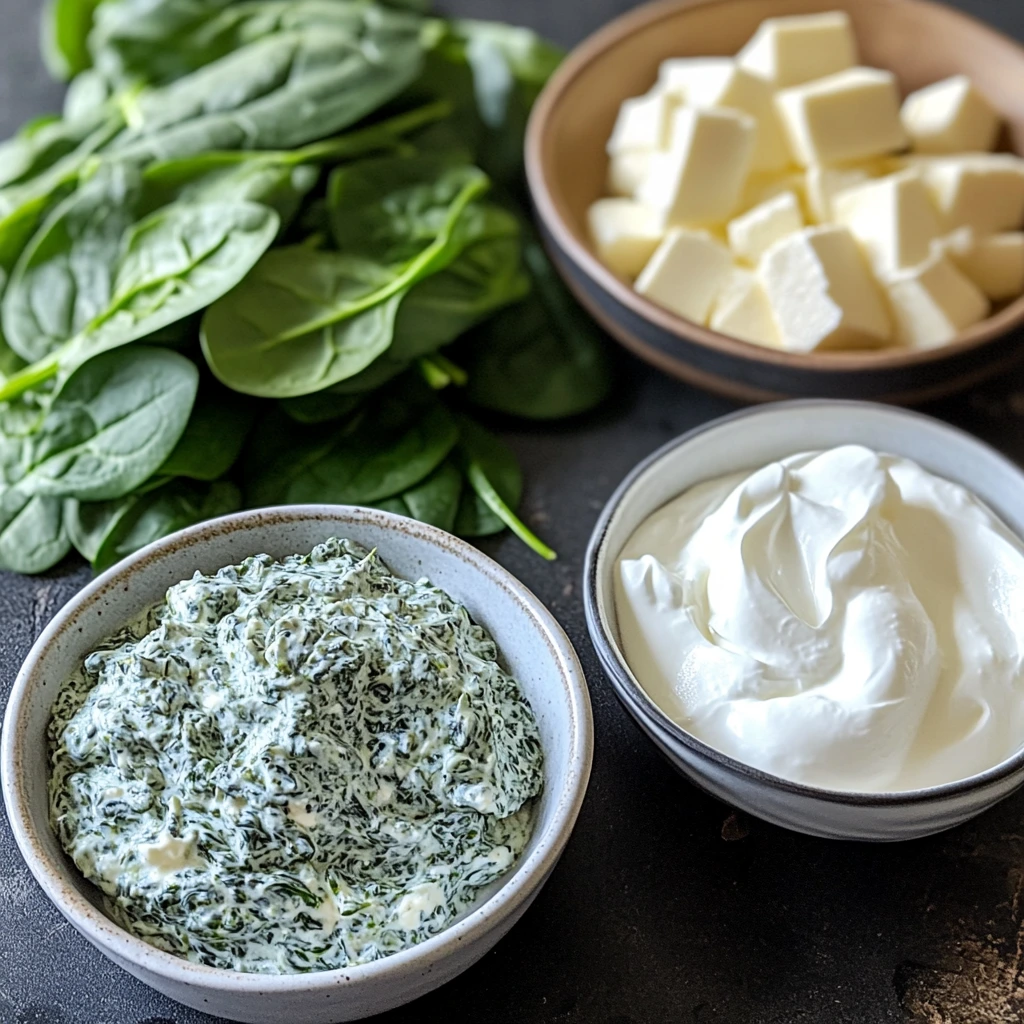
(48, 538, 544, 974)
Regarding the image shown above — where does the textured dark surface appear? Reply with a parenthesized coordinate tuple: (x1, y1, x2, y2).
(2, 2, 1024, 1023)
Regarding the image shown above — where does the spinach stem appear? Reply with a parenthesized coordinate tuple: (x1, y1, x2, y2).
(261, 175, 489, 348)
(418, 356, 451, 389)
(466, 461, 556, 561)
(291, 101, 452, 164)
(430, 353, 467, 386)
(418, 353, 467, 389)
(0, 353, 60, 401)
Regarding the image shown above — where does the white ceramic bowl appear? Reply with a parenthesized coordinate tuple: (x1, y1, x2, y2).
(2, 506, 593, 1023)
(584, 401, 1024, 842)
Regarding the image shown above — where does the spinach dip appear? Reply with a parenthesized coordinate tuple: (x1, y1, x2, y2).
(48, 538, 544, 974)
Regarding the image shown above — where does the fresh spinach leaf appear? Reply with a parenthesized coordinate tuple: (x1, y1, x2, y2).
(0, 489, 70, 573)
(454, 416, 554, 558)
(279, 390, 362, 425)
(330, 224, 527, 394)
(421, 20, 561, 188)
(3, 161, 144, 362)
(0, 108, 107, 192)
(158, 384, 255, 480)
(108, 23, 426, 163)
(327, 155, 488, 261)
(65, 491, 136, 563)
(89, 0, 423, 90)
(202, 249, 402, 397)
(463, 235, 611, 419)
(372, 456, 462, 531)
(67, 477, 241, 571)
(15, 345, 198, 501)
(41, 0, 103, 80)
(201, 164, 488, 397)
(452, 416, 520, 537)
(0, 196, 279, 399)
(246, 382, 458, 506)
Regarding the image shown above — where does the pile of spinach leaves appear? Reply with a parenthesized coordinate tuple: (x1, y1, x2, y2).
(0, 0, 610, 573)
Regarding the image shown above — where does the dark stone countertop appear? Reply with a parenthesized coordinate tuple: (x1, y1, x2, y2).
(2, 2, 1024, 1023)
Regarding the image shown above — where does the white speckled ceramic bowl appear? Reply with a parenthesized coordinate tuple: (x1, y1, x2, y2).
(584, 401, 1024, 841)
(1, 506, 593, 1023)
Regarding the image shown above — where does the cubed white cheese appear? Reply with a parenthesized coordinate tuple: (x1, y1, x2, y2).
(884, 251, 990, 348)
(727, 190, 804, 263)
(607, 151, 654, 197)
(758, 225, 892, 350)
(737, 11, 858, 88)
(804, 165, 872, 223)
(775, 67, 908, 167)
(832, 170, 941, 276)
(639, 106, 756, 226)
(740, 170, 808, 217)
(588, 198, 664, 278)
(901, 75, 1001, 155)
(942, 230, 1024, 301)
(607, 90, 678, 155)
(710, 268, 780, 347)
(635, 229, 735, 323)
(916, 154, 1024, 234)
(658, 57, 790, 171)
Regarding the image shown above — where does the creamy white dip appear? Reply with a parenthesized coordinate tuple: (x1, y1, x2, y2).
(616, 445, 1024, 792)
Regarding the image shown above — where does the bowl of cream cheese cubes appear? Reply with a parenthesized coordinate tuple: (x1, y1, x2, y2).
(526, 0, 1024, 402)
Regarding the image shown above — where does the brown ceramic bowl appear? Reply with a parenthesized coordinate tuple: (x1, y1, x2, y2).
(526, 0, 1024, 403)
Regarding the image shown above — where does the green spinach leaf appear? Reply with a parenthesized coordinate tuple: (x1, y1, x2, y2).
(246, 382, 458, 506)
(0, 489, 70, 573)
(326, 155, 488, 261)
(201, 163, 489, 397)
(108, 23, 426, 163)
(330, 222, 527, 394)
(41, 0, 103, 80)
(67, 477, 241, 570)
(463, 236, 611, 419)
(15, 345, 198, 501)
(372, 457, 462, 531)
(453, 415, 554, 558)
(452, 416, 520, 537)
(0, 195, 279, 399)
(279, 390, 362, 425)
(158, 384, 254, 480)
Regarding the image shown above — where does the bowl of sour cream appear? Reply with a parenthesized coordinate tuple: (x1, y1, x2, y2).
(2, 506, 593, 1023)
(585, 400, 1024, 841)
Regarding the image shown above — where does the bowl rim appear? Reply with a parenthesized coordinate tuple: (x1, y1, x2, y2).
(525, 0, 1024, 373)
(583, 398, 1024, 806)
(1, 504, 593, 992)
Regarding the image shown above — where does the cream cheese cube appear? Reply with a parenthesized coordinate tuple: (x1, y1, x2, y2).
(727, 190, 803, 263)
(635, 229, 734, 323)
(832, 170, 941, 275)
(607, 151, 654, 197)
(884, 251, 990, 348)
(901, 75, 1001, 155)
(758, 225, 892, 350)
(658, 57, 790, 171)
(740, 170, 808, 217)
(737, 11, 857, 88)
(943, 230, 1024, 301)
(607, 90, 678, 155)
(710, 268, 781, 346)
(588, 198, 664, 278)
(805, 165, 872, 222)
(916, 154, 1024, 234)
(639, 106, 756, 227)
(775, 68, 908, 167)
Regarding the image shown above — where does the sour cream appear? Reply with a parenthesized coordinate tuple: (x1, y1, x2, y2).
(615, 445, 1024, 792)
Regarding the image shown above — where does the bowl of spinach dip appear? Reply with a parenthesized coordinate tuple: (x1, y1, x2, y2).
(3, 509, 591, 1023)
